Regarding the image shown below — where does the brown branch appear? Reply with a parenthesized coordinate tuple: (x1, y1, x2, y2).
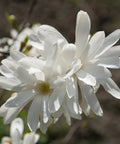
(20, 0, 38, 30)
(49, 121, 81, 144)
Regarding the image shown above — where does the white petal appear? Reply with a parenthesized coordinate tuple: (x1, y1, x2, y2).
(5, 91, 34, 107)
(23, 133, 37, 144)
(76, 70, 96, 86)
(10, 50, 25, 61)
(63, 110, 71, 126)
(82, 96, 90, 116)
(0, 94, 32, 124)
(100, 78, 120, 99)
(2, 58, 18, 72)
(66, 96, 82, 119)
(28, 40, 44, 51)
(40, 118, 52, 134)
(38, 25, 67, 59)
(88, 31, 105, 59)
(34, 134, 40, 143)
(79, 81, 103, 116)
(65, 58, 82, 78)
(38, 25, 67, 43)
(61, 43, 76, 66)
(84, 64, 112, 79)
(101, 45, 120, 57)
(10, 118, 23, 143)
(16, 66, 36, 84)
(41, 96, 50, 123)
(1, 103, 26, 124)
(66, 77, 78, 99)
(45, 41, 58, 69)
(75, 10, 90, 57)
(95, 29, 120, 58)
(98, 57, 120, 69)
(0, 76, 20, 91)
(50, 76, 65, 89)
(0, 65, 14, 78)
(19, 57, 45, 71)
(27, 97, 41, 132)
(48, 86, 66, 113)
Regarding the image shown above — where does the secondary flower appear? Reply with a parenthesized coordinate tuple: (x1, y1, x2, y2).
(29, 10, 120, 117)
(0, 118, 39, 144)
(10, 24, 43, 56)
(0, 23, 42, 58)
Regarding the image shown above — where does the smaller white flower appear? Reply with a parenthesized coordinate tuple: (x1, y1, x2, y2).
(10, 24, 43, 56)
(0, 118, 40, 144)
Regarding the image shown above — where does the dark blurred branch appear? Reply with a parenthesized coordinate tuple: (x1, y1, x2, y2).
(20, 0, 38, 30)
(62, 121, 80, 144)
(27, 0, 38, 19)
(49, 121, 80, 144)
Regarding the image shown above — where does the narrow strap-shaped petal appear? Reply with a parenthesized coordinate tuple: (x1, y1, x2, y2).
(0, 76, 21, 91)
(39, 117, 52, 134)
(98, 57, 120, 69)
(5, 91, 34, 107)
(101, 45, 120, 57)
(95, 29, 120, 58)
(79, 81, 103, 116)
(27, 97, 41, 132)
(84, 64, 112, 79)
(66, 77, 78, 99)
(41, 96, 50, 124)
(75, 10, 90, 58)
(1, 101, 28, 124)
(65, 96, 82, 119)
(82, 96, 90, 116)
(76, 70, 96, 86)
(88, 31, 105, 59)
(100, 78, 120, 99)
(48, 86, 66, 113)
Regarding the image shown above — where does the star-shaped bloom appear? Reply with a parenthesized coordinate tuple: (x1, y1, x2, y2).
(0, 118, 39, 144)
(73, 11, 120, 116)
(0, 39, 82, 133)
(30, 10, 120, 117)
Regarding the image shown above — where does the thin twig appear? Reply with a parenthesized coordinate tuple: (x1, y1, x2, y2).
(49, 121, 81, 144)
(62, 121, 80, 143)
(20, 0, 38, 30)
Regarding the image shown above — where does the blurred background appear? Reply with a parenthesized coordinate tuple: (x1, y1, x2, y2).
(0, 0, 120, 144)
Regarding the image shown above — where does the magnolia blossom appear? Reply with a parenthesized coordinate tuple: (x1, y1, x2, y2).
(0, 10, 120, 134)
(0, 118, 39, 144)
(0, 24, 42, 57)
(0, 41, 82, 133)
(30, 10, 120, 117)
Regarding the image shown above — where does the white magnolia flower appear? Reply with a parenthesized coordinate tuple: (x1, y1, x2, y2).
(73, 10, 120, 116)
(0, 118, 39, 144)
(0, 24, 42, 57)
(10, 23, 42, 57)
(30, 10, 120, 117)
(0, 42, 82, 133)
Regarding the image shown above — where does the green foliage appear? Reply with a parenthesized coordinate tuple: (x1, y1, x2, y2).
(0, 118, 10, 141)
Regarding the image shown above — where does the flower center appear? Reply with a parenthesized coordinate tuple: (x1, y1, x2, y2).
(35, 82, 51, 95)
